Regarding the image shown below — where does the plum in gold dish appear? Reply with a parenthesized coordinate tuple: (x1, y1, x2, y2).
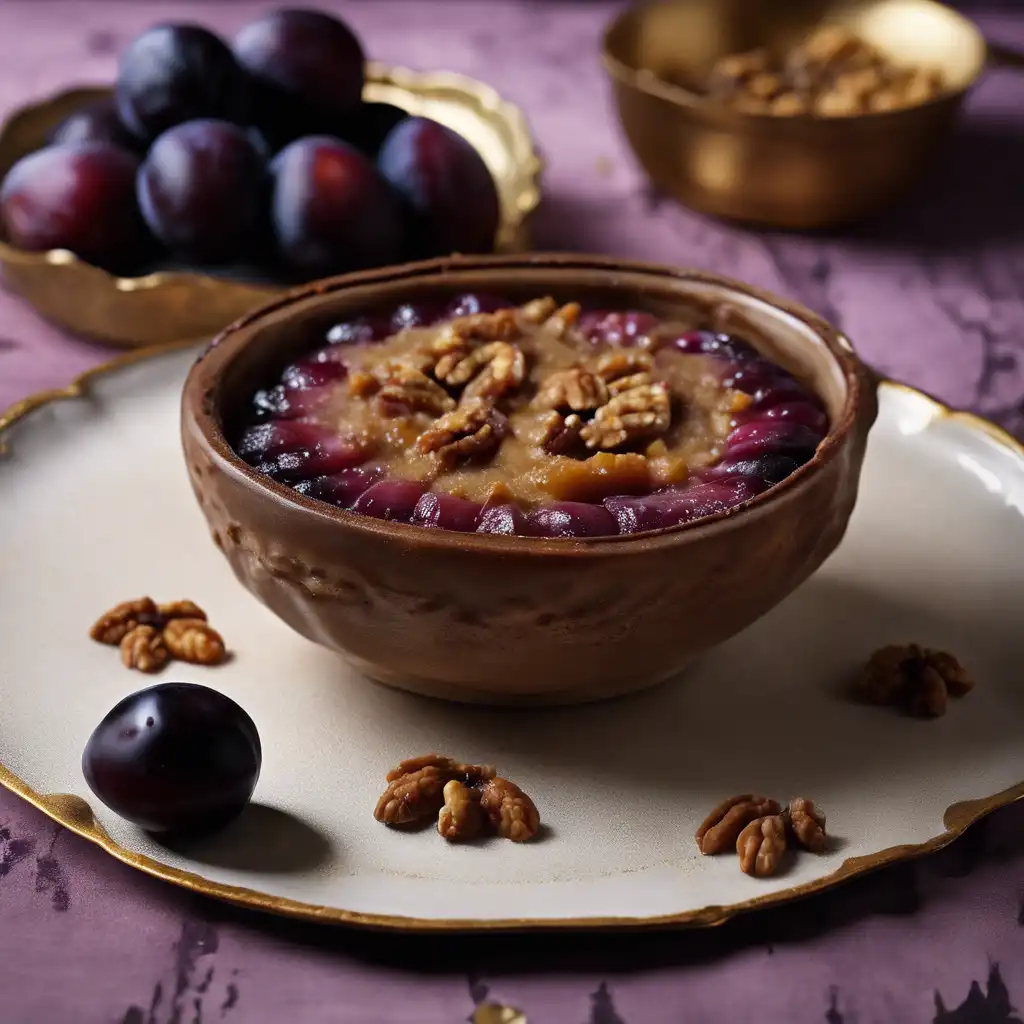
(181, 254, 877, 705)
(0, 9, 540, 347)
(601, 0, 1002, 228)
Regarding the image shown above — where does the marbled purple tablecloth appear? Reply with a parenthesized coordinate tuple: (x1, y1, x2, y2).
(2, 2, 1024, 1021)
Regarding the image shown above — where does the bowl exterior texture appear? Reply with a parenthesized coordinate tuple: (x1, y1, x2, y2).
(181, 255, 878, 705)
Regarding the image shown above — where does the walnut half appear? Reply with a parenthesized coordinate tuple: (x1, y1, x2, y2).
(854, 643, 975, 718)
(696, 794, 782, 855)
(736, 814, 788, 877)
(416, 398, 509, 468)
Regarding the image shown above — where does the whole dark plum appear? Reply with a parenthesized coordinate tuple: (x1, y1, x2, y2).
(339, 102, 409, 159)
(82, 682, 261, 836)
(377, 116, 500, 257)
(137, 119, 268, 264)
(0, 143, 149, 272)
(270, 136, 404, 278)
(233, 9, 365, 149)
(50, 97, 143, 152)
(115, 24, 249, 143)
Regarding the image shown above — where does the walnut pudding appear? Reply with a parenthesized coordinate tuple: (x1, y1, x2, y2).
(234, 293, 828, 538)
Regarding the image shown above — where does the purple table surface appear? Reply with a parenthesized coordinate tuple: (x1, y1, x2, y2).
(2, 2, 1024, 1021)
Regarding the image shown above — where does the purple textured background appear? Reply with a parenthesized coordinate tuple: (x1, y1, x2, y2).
(2, 2, 1024, 1021)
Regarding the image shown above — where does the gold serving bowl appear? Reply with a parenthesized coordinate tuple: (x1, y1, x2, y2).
(602, 0, 1002, 229)
(0, 66, 542, 348)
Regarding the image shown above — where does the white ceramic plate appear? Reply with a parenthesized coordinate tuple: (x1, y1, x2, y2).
(1, 344, 1022, 931)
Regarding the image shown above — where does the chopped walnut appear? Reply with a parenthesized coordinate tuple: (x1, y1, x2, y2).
(416, 398, 508, 467)
(90, 597, 160, 646)
(595, 350, 653, 383)
(376, 362, 456, 417)
(120, 625, 169, 674)
(157, 600, 207, 623)
(435, 341, 526, 402)
(786, 797, 827, 853)
(854, 643, 974, 718)
(540, 411, 584, 456)
(437, 780, 484, 842)
(518, 296, 558, 324)
(696, 794, 782, 855)
(580, 380, 672, 451)
(535, 368, 609, 414)
(540, 302, 582, 340)
(478, 777, 541, 842)
(162, 618, 226, 666)
(736, 814, 788, 877)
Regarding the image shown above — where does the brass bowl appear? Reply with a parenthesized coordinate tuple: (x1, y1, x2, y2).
(602, 0, 1008, 229)
(0, 65, 542, 348)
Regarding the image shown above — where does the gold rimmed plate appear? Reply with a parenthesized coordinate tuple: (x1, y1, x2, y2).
(0, 345, 1022, 931)
(0, 64, 542, 348)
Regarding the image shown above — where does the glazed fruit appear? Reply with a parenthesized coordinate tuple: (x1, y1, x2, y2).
(270, 136, 404, 277)
(233, 8, 365, 149)
(234, 296, 830, 538)
(115, 24, 248, 142)
(137, 119, 268, 263)
(0, 143, 148, 271)
(49, 97, 142, 152)
(82, 682, 261, 835)
(377, 116, 500, 257)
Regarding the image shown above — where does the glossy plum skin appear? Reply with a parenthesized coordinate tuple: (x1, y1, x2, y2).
(115, 24, 249, 143)
(137, 120, 268, 263)
(50, 98, 143, 152)
(270, 137, 404, 278)
(236, 296, 830, 537)
(82, 683, 261, 836)
(233, 8, 365, 150)
(377, 117, 500, 258)
(0, 143, 148, 272)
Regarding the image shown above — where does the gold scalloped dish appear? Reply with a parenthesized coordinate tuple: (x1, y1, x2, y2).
(0, 340, 1022, 931)
(0, 65, 542, 348)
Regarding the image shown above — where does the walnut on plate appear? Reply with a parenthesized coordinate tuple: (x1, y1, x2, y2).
(854, 643, 974, 718)
(477, 777, 541, 842)
(736, 814, 788, 877)
(437, 780, 485, 842)
(695, 794, 782, 855)
(120, 625, 169, 673)
(162, 618, 226, 666)
(89, 597, 161, 645)
(785, 797, 827, 853)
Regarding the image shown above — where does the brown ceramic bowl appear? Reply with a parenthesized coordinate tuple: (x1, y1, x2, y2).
(602, 0, 999, 229)
(181, 254, 878, 706)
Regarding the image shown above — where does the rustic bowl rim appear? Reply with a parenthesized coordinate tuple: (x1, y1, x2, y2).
(600, 0, 987, 123)
(185, 252, 875, 557)
(0, 63, 543, 288)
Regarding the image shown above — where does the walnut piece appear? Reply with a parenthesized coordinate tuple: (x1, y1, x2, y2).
(540, 411, 584, 456)
(385, 753, 495, 785)
(854, 643, 974, 718)
(435, 341, 526, 402)
(736, 814, 788, 877)
(416, 398, 508, 467)
(162, 618, 226, 666)
(786, 797, 827, 853)
(696, 794, 782, 855)
(157, 600, 207, 623)
(539, 302, 582, 340)
(518, 296, 558, 324)
(535, 367, 609, 414)
(376, 362, 456, 417)
(580, 380, 672, 451)
(477, 777, 541, 842)
(375, 764, 452, 826)
(120, 625, 169, 674)
(90, 597, 160, 645)
(595, 350, 653, 383)
(438, 780, 484, 842)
